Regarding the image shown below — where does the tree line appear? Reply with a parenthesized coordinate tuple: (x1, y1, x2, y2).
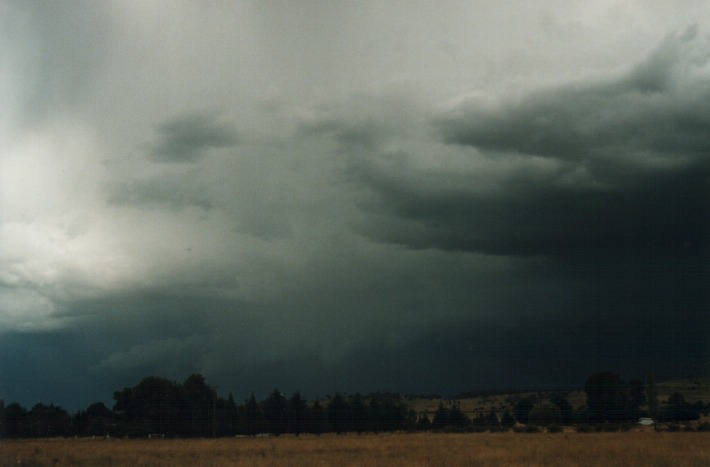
(0, 374, 416, 438)
(0, 372, 707, 438)
(507, 372, 706, 430)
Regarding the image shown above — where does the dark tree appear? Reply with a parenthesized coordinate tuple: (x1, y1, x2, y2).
(549, 394, 573, 425)
(262, 389, 287, 436)
(528, 401, 561, 427)
(113, 376, 183, 437)
(416, 411, 432, 431)
(373, 393, 415, 432)
(219, 393, 240, 436)
(3, 403, 28, 438)
(74, 402, 114, 437)
(244, 393, 267, 436)
(485, 409, 500, 431)
(308, 399, 328, 435)
(628, 379, 646, 408)
(514, 396, 537, 424)
(366, 397, 382, 432)
(500, 410, 516, 431)
(432, 401, 468, 431)
(646, 373, 659, 418)
(182, 374, 215, 437)
(327, 393, 350, 434)
(287, 392, 307, 436)
(659, 393, 700, 422)
(584, 372, 638, 423)
(27, 403, 71, 438)
(350, 394, 366, 434)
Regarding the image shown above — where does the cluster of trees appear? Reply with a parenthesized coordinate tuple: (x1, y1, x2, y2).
(509, 372, 706, 428)
(417, 401, 517, 432)
(581, 372, 705, 424)
(0, 375, 416, 438)
(1, 372, 707, 438)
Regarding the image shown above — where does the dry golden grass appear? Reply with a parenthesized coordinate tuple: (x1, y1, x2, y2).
(2, 431, 709, 467)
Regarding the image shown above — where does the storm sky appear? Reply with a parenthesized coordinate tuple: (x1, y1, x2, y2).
(2, 1, 709, 410)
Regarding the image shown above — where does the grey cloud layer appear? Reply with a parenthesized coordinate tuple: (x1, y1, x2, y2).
(438, 28, 710, 163)
(2, 2, 709, 410)
(352, 29, 709, 258)
(4, 1, 113, 129)
(147, 113, 239, 162)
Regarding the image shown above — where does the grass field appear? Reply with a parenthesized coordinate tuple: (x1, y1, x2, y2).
(2, 431, 709, 466)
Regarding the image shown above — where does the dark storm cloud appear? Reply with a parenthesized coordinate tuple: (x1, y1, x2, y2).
(324, 29, 709, 395)
(147, 113, 239, 162)
(4, 1, 710, 413)
(438, 27, 710, 162)
(354, 29, 709, 259)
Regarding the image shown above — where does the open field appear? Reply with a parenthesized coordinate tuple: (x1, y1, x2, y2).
(2, 431, 709, 466)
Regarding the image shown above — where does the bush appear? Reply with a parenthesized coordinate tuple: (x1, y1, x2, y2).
(619, 423, 634, 432)
(528, 402, 561, 427)
(524, 425, 541, 433)
(696, 423, 710, 432)
(575, 424, 593, 433)
(547, 424, 563, 433)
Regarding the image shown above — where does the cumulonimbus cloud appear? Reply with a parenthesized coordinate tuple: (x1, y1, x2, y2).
(350, 28, 710, 259)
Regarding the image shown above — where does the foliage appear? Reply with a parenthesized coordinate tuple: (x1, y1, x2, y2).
(500, 411, 515, 431)
(696, 422, 710, 432)
(415, 411, 432, 431)
(1, 371, 707, 439)
(528, 401, 561, 427)
(575, 423, 593, 433)
(513, 395, 537, 424)
(656, 393, 701, 422)
(547, 424, 563, 433)
(262, 389, 288, 436)
(432, 401, 468, 431)
(549, 394, 573, 425)
(646, 373, 659, 418)
(583, 372, 640, 423)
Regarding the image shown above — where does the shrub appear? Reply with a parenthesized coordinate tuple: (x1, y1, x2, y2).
(575, 424, 592, 433)
(696, 423, 710, 432)
(619, 423, 634, 432)
(547, 424, 563, 433)
(528, 402, 561, 427)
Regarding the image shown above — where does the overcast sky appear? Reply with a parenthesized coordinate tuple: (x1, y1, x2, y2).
(2, 0, 709, 411)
